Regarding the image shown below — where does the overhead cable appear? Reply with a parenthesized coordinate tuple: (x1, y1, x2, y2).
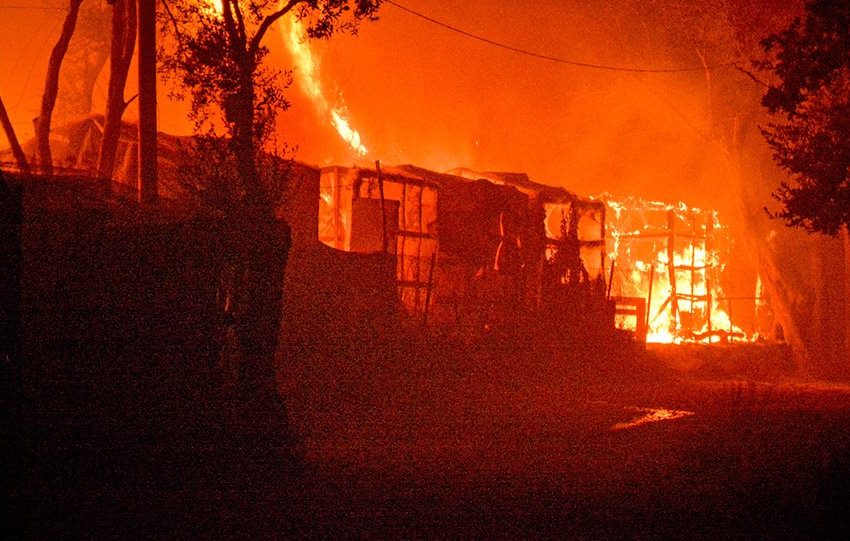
(0, 5, 64, 10)
(384, 0, 737, 74)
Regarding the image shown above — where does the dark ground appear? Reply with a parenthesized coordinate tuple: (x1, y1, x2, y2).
(9, 173, 848, 538)
(10, 331, 850, 539)
(280, 334, 850, 539)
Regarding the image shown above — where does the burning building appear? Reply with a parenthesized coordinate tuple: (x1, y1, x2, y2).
(605, 196, 759, 344)
(316, 164, 610, 337)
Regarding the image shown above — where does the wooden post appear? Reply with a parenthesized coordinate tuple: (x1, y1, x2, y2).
(375, 160, 387, 253)
(599, 204, 606, 284)
(646, 263, 655, 330)
(606, 259, 615, 299)
(728, 298, 733, 344)
(137, 0, 157, 204)
(415, 184, 423, 310)
(690, 211, 696, 332)
(399, 177, 407, 293)
(843, 225, 850, 369)
(667, 210, 679, 336)
(423, 250, 437, 326)
(706, 213, 714, 341)
(0, 96, 30, 174)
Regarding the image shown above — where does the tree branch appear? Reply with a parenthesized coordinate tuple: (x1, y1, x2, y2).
(249, 0, 303, 58)
(159, 0, 181, 38)
(734, 64, 769, 88)
(36, 0, 84, 174)
(232, 0, 247, 45)
(124, 93, 139, 109)
(0, 94, 30, 173)
(222, 0, 241, 48)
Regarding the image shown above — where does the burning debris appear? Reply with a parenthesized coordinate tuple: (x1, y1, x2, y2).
(314, 161, 779, 347)
(314, 163, 776, 345)
(605, 196, 754, 344)
(611, 406, 695, 431)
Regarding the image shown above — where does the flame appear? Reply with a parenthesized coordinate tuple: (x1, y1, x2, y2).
(641, 244, 743, 343)
(608, 200, 749, 344)
(282, 14, 368, 156)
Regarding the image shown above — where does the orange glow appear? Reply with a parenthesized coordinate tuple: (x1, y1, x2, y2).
(283, 15, 368, 156)
(199, 0, 223, 18)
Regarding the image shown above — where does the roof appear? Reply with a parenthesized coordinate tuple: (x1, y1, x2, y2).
(320, 163, 601, 211)
(448, 167, 603, 210)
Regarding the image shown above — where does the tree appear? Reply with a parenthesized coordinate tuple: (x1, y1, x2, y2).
(596, 0, 844, 363)
(758, 0, 850, 373)
(759, 0, 850, 235)
(96, 0, 137, 182)
(54, 2, 112, 126)
(36, 0, 85, 175)
(160, 0, 381, 219)
(159, 0, 381, 391)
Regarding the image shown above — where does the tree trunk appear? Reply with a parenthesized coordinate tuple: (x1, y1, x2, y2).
(225, 69, 287, 392)
(36, 0, 84, 175)
(96, 0, 137, 182)
(137, 0, 158, 204)
(0, 95, 30, 174)
(843, 225, 850, 373)
(810, 240, 827, 369)
(720, 129, 810, 368)
(55, 3, 111, 125)
(235, 219, 290, 392)
(231, 73, 271, 217)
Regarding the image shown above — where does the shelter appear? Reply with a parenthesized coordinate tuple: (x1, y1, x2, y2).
(318, 164, 610, 335)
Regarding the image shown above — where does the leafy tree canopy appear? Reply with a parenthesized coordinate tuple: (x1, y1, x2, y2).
(759, 0, 850, 235)
(159, 0, 380, 217)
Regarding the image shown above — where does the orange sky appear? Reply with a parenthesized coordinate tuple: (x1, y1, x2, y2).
(0, 1, 798, 213)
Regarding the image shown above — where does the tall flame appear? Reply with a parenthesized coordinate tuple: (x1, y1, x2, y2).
(638, 244, 744, 344)
(282, 15, 368, 156)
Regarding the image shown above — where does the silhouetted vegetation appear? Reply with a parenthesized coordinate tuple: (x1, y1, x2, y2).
(759, 0, 850, 235)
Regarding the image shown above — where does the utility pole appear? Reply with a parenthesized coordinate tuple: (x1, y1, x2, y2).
(137, 0, 157, 204)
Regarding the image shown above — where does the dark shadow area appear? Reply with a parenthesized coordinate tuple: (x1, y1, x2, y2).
(6, 170, 850, 539)
(282, 322, 850, 539)
(5, 172, 299, 538)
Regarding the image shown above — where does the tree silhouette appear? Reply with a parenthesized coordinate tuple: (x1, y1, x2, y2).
(55, 2, 112, 126)
(160, 0, 381, 219)
(96, 0, 137, 182)
(36, 0, 84, 174)
(758, 0, 850, 371)
(759, 0, 850, 235)
(158, 0, 381, 391)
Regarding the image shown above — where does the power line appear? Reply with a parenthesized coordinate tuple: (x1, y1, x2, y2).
(384, 0, 737, 74)
(0, 5, 64, 10)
